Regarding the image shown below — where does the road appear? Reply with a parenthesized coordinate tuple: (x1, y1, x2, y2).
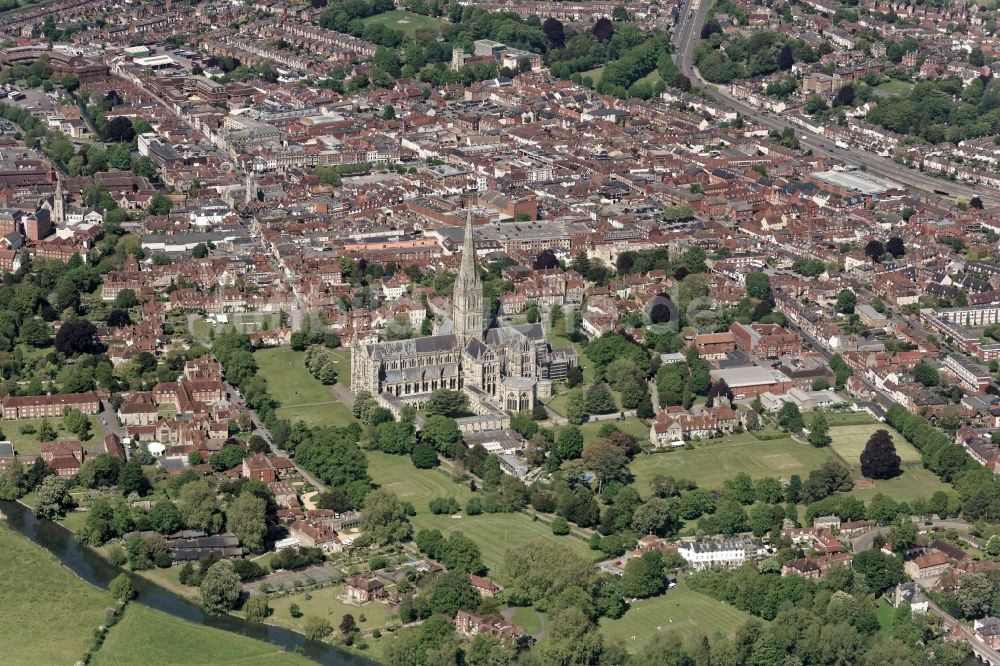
(671, 0, 1000, 207)
(851, 516, 979, 552)
(223, 383, 328, 493)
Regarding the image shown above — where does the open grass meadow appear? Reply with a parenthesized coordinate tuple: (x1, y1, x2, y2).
(827, 423, 922, 466)
(361, 10, 446, 35)
(368, 450, 473, 510)
(254, 347, 354, 427)
(0, 522, 112, 665)
(599, 578, 753, 653)
(629, 434, 836, 496)
(91, 604, 312, 666)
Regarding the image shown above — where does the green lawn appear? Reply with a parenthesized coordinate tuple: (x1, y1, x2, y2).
(191, 313, 283, 341)
(599, 578, 753, 652)
(579, 417, 649, 443)
(4, 415, 106, 457)
(827, 423, 952, 503)
(264, 584, 396, 635)
(92, 604, 311, 666)
(828, 423, 922, 466)
(411, 511, 593, 574)
(875, 598, 895, 634)
(254, 347, 354, 427)
(511, 606, 543, 634)
(0, 523, 112, 665)
(629, 435, 836, 495)
(368, 451, 473, 511)
(872, 79, 913, 98)
(361, 10, 446, 35)
(581, 65, 605, 85)
(369, 452, 592, 572)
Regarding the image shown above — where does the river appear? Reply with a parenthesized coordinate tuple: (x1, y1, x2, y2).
(0, 500, 375, 666)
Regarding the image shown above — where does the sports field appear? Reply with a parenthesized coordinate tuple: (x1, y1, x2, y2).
(828, 423, 922, 466)
(254, 347, 354, 427)
(361, 10, 446, 35)
(599, 578, 753, 652)
(368, 451, 473, 511)
(92, 604, 311, 666)
(0, 523, 112, 665)
(629, 434, 836, 495)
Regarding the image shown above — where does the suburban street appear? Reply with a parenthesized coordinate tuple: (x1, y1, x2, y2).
(671, 0, 1000, 207)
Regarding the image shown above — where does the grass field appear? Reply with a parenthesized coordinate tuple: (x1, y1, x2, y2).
(872, 79, 913, 98)
(368, 452, 592, 572)
(629, 434, 836, 495)
(191, 313, 282, 341)
(264, 584, 396, 636)
(599, 578, 753, 653)
(368, 451, 473, 511)
(580, 417, 650, 443)
(826, 423, 952, 503)
(581, 65, 605, 85)
(361, 10, 446, 35)
(254, 347, 354, 427)
(92, 604, 311, 666)
(511, 607, 543, 634)
(4, 415, 106, 456)
(0, 523, 112, 665)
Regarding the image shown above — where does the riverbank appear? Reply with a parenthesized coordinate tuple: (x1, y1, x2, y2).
(0, 499, 373, 665)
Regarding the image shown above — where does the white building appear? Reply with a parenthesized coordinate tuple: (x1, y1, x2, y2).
(677, 539, 757, 570)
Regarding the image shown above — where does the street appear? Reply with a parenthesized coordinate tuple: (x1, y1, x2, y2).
(671, 0, 1000, 207)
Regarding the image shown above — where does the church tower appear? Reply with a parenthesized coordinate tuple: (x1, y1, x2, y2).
(52, 176, 64, 225)
(452, 209, 484, 346)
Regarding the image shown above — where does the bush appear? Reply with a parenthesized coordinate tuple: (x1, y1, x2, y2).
(105, 545, 127, 568)
(289, 603, 302, 618)
(109, 573, 135, 602)
(551, 516, 570, 535)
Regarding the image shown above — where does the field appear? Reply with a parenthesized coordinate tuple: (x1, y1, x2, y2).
(92, 604, 311, 666)
(361, 10, 446, 35)
(264, 583, 396, 635)
(599, 578, 753, 653)
(368, 452, 592, 572)
(629, 434, 836, 495)
(826, 423, 952, 503)
(254, 347, 354, 427)
(579, 417, 650, 443)
(3, 415, 106, 456)
(511, 607, 544, 635)
(0, 523, 112, 665)
(872, 79, 914, 98)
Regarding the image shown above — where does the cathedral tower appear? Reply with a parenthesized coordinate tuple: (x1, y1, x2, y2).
(52, 176, 64, 225)
(452, 209, 483, 346)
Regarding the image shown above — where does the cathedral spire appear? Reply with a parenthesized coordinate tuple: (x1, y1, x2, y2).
(452, 208, 483, 345)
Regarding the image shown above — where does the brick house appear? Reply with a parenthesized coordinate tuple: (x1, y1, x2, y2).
(242, 453, 276, 483)
(344, 576, 385, 604)
(454, 611, 526, 643)
(905, 551, 950, 579)
(2, 391, 101, 419)
(730, 322, 802, 358)
(469, 574, 502, 597)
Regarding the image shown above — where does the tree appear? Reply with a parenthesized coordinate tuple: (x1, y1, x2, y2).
(852, 550, 904, 594)
(244, 594, 270, 623)
(200, 560, 243, 615)
(956, 572, 996, 618)
(864, 240, 885, 263)
(339, 613, 358, 637)
(543, 17, 565, 48)
(551, 515, 570, 535)
(226, 492, 268, 553)
(804, 95, 828, 115)
(305, 616, 333, 641)
(808, 412, 832, 447)
(536, 607, 605, 665)
(35, 475, 72, 519)
(585, 382, 616, 414)
(620, 550, 668, 598)
(411, 442, 440, 469)
(554, 425, 584, 461)
(150, 192, 172, 216)
(592, 17, 614, 42)
(106, 116, 135, 142)
(109, 573, 136, 602)
(582, 438, 628, 492)
(360, 489, 411, 546)
(148, 498, 183, 534)
(886, 236, 905, 258)
(425, 389, 472, 417)
(745, 271, 772, 302)
(430, 570, 479, 616)
(118, 460, 149, 497)
(777, 402, 804, 432)
(566, 387, 588, 424)
(19, 317, 52, 347)
(836, 289, 857, 314)
(913, 361, 939, 387)
(860, 429, 901, 480)
(0, 459, 25, 500)
(179, 479, 224, 533)
(833, 84, 855, 107)
(54, 319, 97, 355)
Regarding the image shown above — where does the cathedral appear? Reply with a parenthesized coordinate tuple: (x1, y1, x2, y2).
(351, 211, 577, 428)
